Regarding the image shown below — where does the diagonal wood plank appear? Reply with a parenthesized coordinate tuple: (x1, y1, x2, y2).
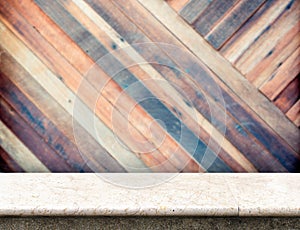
(107, 0, 298, 170)
(65, 0, 256, 172)
(138, 0, 300, 153)
(0, 0, 299, 172)
(0, 21, 151, 172)
(0, 120, 50, 172)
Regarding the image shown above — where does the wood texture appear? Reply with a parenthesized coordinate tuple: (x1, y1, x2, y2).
(193, 0, 239, 36)
(180, 0, 213, 24)
(206, 0, 265, 49)
(0, 0, 299, 172)
(165, 0, 300, 131)
(0, 146, 24, 172)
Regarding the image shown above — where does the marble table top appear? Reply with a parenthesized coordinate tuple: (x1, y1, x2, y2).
(0, 174, 299, 216)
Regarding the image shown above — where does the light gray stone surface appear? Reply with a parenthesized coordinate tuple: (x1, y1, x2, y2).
(0, 174, 299, 216)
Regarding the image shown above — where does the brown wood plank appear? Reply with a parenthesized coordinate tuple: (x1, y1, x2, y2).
(138, 0, 300, 153)
(193, 0, 239, 36)
(0, 48, 129, 173)
(0, 119, 50, 172)
(1, 0, 298, 172)
(247, 22, 300, 88)
(26, 0, 201, 172)
(84, 0, 266, 172)
(61, 0, 255, 172)
(205, 0, 265, 49)
(166, 0, 190, 13)
(179, 0, 213, 24)
(286, 100, 300, 127)
(0, 2, 160, 172)
(0, 96, 73, 172)
(0, 73, 93, 172)
(91, 0, 298, 171)
(31, 0, 219, 172)
(0, 24, 151, 173)
(111, 1, 297, 171)
(0, 3, 197, 172)
(235, 0, 300, 76)
(221, 0, 294, 63)
(260, 46, 300, 100)
(274, 76, 300, 113)
(0, 146, 24, 172)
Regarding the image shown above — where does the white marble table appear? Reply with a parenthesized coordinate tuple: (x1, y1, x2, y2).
(0, 174, 299, 216)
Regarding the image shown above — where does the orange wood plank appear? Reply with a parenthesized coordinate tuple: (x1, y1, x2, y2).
(260, 46, 300, 100)
(0, 96, 73, 172)
(286, 100, 300, 127)
(166, 0, 190, 13)
(0, 1, 201, 172)
(0, 49, 127, 172)
(205, 0, 265, 49)
(0, 146, 24, 172)
(274, 76, 299, 113)
(110, 0, 298, 171)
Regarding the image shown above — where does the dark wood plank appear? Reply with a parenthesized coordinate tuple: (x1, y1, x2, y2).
(1, 0, 298, 172)
(274, 76, 300, 113)
(13, 0, 189, 172)
(139, 0, 300, 153)
(83, 0, 253, 172)
(220, 0, 293, 63)
(0, 49, 127, 173)
(246, 21, 299, 88)
(0, 96, 74, 172)
(34, 0, 229, 172)
(286, 100, 300, 127)
(0, 2, 191, 172)
(260, 46, 300, 100)
(0, 74, 93, 172)
(100, 0, 299, 171)
(206, 0, 265, 49)
(0, 146, 24, 172)
(179, 0, 213, 24)
(234, 0, 299, 80)
(58, 0, 253, 172)
(193, 0, 239, 36)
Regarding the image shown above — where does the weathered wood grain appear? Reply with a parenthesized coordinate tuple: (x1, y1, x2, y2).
(221, 0, 294, 63)
(166, 0, 189, 12)
(274, 76, 300, 114)
(0, 120, 49, 172)
(139, 0, 300, 153)
(235, 0, 299, 77)
(205, 0, 265, 49)
(15, 0, 197, 172)
(0, 14, 190, 173)
(193, 0, 239, 36)
(179, 0, 213, 24)
(0, 146, 24, 172)
(286, 100, 300, 127)
(0, 49, 126, 173)
(260, 46, 300, 100)
(0, 96, 74, 172)
(110, 0, 299, 171)
(246, 21, 300, 88)
(35, 0, 228, 172)
(0, 74, 92, 172)
(0, 0, 299, 172)
(62, 0, 255, 172)
(0, 22, 150, 172)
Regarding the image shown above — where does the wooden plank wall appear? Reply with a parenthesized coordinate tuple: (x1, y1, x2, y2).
(0, 0, 299, 172)
(171, 0, 300, 127)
